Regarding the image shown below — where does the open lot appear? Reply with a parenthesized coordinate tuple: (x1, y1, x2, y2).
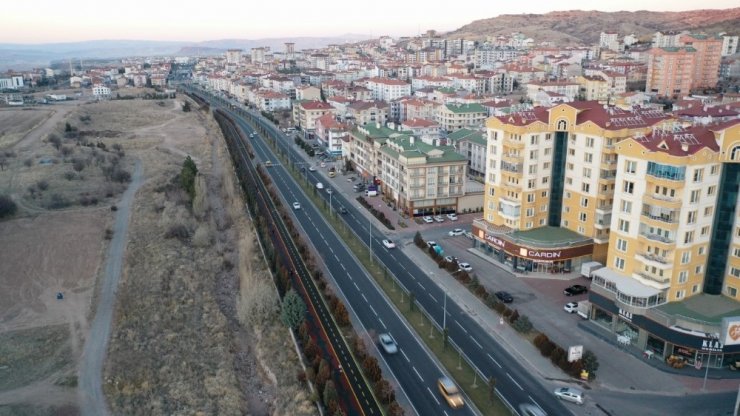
(0, 109, 53, 148)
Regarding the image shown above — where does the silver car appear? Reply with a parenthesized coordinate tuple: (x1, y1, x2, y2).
(378, 333, 398, 354)
(554, 387, 584, 405)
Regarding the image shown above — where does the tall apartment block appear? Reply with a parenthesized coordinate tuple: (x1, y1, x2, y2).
(646, 34, 723, 97)
(473, 105, 740, 368)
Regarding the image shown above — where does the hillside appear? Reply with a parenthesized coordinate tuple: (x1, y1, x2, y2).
(448, 8, 740, 44)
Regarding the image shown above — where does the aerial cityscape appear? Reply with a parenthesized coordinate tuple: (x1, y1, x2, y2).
(0, 4, 739, 416)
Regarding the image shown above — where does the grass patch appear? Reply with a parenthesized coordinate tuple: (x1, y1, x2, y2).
(0, 325, 72, 391)
(275, 139, 511, 416)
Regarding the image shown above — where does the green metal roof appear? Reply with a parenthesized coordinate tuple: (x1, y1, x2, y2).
(444, 103, 487, 114)
(447, 128, 486, 146)
(508, 226, 591, 247)
(656, 294, 740, 325)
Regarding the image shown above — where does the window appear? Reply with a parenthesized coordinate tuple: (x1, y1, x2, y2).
(681, 252, 691, 264)
(689, 190, 700, 203)
(582, 183, 590, 193)
(684, 231, 694, 244)
(584, 152, 593, 163)
(540, 218, 546, 225)
(529, 150, 538, 159)
(707, 186, 716, 196)
(732, 267, 740, 278)
(704, 206, 713, 217)
(541, 191, 548, 198)
(583, 167, 592, 178)
(618, 219, 630, 232)
(530, 135, 539, 145)
(489, 187, 495, 196)
(699, 246, 706, 255)
(623, 181, 634, 194)
(614, 257, 625, 270)
(581, 197, 589, 208)
(527, 193, 535, 203)
(567, 163, 574, 171)
(687, 210, 697, 224)
(586, 137, 595, 148)
(528, 164, 538, 174)
(542, 176, 549, 184)
(568, 148, 575, 156)
(625, 160, 637, 174)
(728, 286, 738, 297)
(543, 162, 551, 169)
(526, 221, 533, 229)
(578, 225, 585, 234)
(734, 247, 740, 258)
(579, 212, 587, 222)
(676, 290, 685, 300)
(528, 179, 536, 189)
(616, 238, 627, 252)
(541, 204, 548, 212)
(710, 164, 719, 175)
(526, 208, 534, 217)
(544, 148, 551, 156)
(620, 200, 632, 213)
(693, 168, 703, 183)
(695, 265, 703, 274)
(701, 226, 710, 237)
(692, 284, 700, 294)
(678, 271, 688, 283)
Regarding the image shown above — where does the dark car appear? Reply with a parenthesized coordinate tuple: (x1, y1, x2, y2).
(495, 291, 513, 303)
(564, 284, 589, 296)
(338, 206, 348, 214)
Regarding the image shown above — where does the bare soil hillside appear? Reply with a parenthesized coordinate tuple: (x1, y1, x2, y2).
(449, 8, 740, 44)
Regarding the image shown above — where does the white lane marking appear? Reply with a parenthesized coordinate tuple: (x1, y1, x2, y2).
(400, 350, 410, 362)
(470, 336, 483, 349)
(340, 264, 346, 271)
(354, 282, 360, 291)
(426, 387, 441, 406)
(412, 367, 424, 382)
(455, 320, 467, 333)
(361, 294, 368, 303)
(378, 318, 387, 330)
(369, 305, 378, 316)
(487, 353, 502, 368)
(430, 295, 438, 303)
(507, 373, 523, 391)
(529, 396, 543, 412)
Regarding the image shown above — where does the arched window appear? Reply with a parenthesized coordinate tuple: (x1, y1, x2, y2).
(557, 119, 567, 131)
(731, 145, 740, 161)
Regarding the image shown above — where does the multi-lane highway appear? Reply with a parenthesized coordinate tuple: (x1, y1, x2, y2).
(195, 86, 574, 416)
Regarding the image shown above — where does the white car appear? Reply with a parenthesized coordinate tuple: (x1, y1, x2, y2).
(422, 216, 434, 223)
(458, 262, 473, 272)
(382, 239, 396, 249)
(554, 387, 584, 405)
(564, 302, 578, 313)
(447, 213, 458, 221)
(292, 202, 301, 210)
(448, 228, 464, 236)
(316, 182, 324, 190)
(309, 166, 316, 172)
(320, 162, 326, 168)
(426, 241, 438, 248)
(434, 215, 445, 223)
(378, 333, 398, 354)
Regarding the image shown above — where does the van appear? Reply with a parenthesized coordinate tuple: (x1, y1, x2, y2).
(365, 190, 377, 197)
(316, 182, 324, 190)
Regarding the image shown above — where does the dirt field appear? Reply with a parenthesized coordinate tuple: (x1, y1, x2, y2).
(0, 93, 314, 415)
(0, 109, 54, 148)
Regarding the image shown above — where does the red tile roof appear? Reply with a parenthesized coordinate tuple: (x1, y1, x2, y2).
(633, 124, 720, 156)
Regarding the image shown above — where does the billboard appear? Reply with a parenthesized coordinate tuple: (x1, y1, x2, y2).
(722, 317, 740, 346)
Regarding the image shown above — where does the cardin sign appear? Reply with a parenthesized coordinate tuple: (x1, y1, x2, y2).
(478, 229, 593, 260)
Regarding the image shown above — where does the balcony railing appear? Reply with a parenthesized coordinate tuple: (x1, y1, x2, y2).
(637, 251, 671, 265)
(636, 271, 670, 285)
(641, 211, 679, 224)
(640, 232, 675, 244)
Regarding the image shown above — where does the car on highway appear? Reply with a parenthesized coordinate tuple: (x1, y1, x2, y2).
(292, 202, 301, 210)
(309, 166, 316, 172)
(382, 239, 396, 249)
(564, 302, 578, 313)
(338, 206, 348, 214)
(434, 215, 445, 223)
(316, 182, 324, 190)
(448, 228, 464, 236)
(437, 376, 464, 409)
(378, 333, 398, 354)
(554, 387, 584, 405)
(495, 291, 514, 303)
(458, 262, 473, 272)
(422, 216, 434, 223)
(518, 403, 547, 416)
(264, 160, 272, 166)
(447, 213, 458, 221)
(564, 284, 588, 296)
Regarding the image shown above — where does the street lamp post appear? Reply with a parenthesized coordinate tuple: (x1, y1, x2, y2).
(443, 290, 447, 330)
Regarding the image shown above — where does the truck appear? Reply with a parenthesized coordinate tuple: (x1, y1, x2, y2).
(576, 300, 591, 320)
(580, 261, 603, 279)
(328, 166, 336, 178)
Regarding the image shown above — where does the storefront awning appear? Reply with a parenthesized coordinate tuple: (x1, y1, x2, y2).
(593, 268, 662, 298)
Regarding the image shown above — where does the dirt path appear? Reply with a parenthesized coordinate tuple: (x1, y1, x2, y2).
(77, 159, 143, 416)
(12, 103, 78, 151)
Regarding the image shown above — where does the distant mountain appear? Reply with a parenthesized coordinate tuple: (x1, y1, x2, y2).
(447, 8, 740, 44)
(0, 34, 371, 71)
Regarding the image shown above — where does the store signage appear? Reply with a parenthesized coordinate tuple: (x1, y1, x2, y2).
(568, 345, 583, 362)
(619, 308, 633, 322)
(485, 234, 506, 248)
(721, 317, 740, 346)
(700, 338, 724, 353)
(526, 249, 563, 259)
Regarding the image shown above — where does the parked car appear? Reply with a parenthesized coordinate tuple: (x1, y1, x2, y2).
(447, 213, 458, 221)
(554, 387, 584, 405)
(426, 241, 438, 248)
(434, 215, 445, 223)
(437, 377, 464, 409)
(448, 228, 464, 236)
(382, 239, 396, 249)
(320, 162, 326, 168)
(464, 231, 474, 239)
(422, 216, 434, 223)
(495, 291, 514, 303)
(378, 333, 398, 354)
(564, 302, 578, 313)
(292, 202, 301, 210)
(444, 256, 458, 264)
(458, 262, 473, 272)
(564, 284, 589, 296)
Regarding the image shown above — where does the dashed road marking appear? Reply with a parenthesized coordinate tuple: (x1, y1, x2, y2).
(412, 367, 424, 382)
(401, 350, 410, 362)
(427, 387, 441, 406)
(488, 353, 502, 368)
(455, 320, 467, 333)
(471, 336, 483, 349)
(507, 373, 523, 390)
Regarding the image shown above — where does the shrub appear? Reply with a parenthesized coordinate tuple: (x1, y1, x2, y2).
(23, 158, 33, 167)
(164, 223, 190, 240)
(37, 180, 49, 191)
(511, 314, 533, 333)
(112, 168, 131, 183)
(362, 356, 382, 383)
(63, 171, 76, 181)
(48, 193, 70, 209)
(0, 194, 17, 218)
(582, 350, 599, 379)
(508, 309, 520, 324)
(72, 158, 86, 172)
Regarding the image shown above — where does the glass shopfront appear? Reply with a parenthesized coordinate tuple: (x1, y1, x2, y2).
(615, 317, 639, 344)
(592, 307, 613, 330)
(646, 335, 666, 358)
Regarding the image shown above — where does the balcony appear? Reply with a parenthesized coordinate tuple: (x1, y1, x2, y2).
(503, 137, 524, 149)
(600, 159, 617, 169)
(635, 271, 671, 288)
(502, 153, 523, 164)
(501, 161, 523, 174)
(636, 252, 672, 269)
(594, 215, 611, 229)
(639, 231, 675, 245)
(643, 193, 682, 209)
(646, 175, 685, 189)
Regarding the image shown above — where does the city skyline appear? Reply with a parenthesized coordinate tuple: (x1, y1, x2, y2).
(2, 1, 738, 44)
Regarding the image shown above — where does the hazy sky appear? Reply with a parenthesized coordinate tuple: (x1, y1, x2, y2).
(3, 0, 737, 44)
